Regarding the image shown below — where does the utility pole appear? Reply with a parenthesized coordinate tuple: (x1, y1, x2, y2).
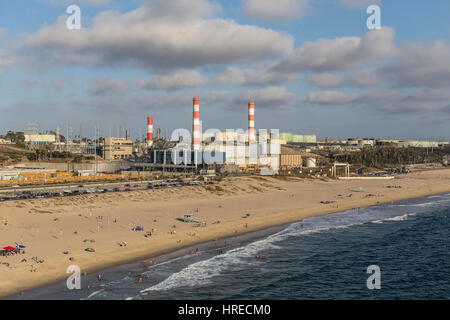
(94, 125, 98, 176)
(66, 121, 69, 152)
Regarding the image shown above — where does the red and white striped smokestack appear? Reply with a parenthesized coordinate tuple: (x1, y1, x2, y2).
(248, 101, 255, 144)
(192, 98, 200, 151)
(147, 117, 153, 148)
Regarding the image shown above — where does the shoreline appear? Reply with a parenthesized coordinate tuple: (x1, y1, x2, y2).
(1, 169, 449, 298)
(7, 189, 450, 300)
(7, 223, 291, 299)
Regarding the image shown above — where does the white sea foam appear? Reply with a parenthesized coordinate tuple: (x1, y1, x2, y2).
(372, 213, 417, 224)
(136, 195, 447, 295)
(84, 289, 104, 300)
(140, 237, 281, 293)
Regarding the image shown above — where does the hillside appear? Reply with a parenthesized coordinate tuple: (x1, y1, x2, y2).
(0, 145, 30, 166)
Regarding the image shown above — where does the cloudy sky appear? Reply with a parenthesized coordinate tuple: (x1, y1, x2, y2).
(0, 0, 449, 140)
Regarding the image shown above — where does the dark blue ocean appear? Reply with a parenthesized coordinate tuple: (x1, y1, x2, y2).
(18, 193, 450, 300)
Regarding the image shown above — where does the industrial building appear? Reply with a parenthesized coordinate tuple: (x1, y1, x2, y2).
(24, 134, 56, 146)
(278, 133, 317, 144)
(0, 138, 12, 145)
(137, 98, 282, 174)
(376, 139, 444, 148)
(102, 137, 133, 160)
(279, 146, 303, 170)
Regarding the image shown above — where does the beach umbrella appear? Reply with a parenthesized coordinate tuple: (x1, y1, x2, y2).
(246, 213, 251, 217)
(16, 245, 26, 249)
(3, 246, 15, 251)
(85, 248, 95, 252)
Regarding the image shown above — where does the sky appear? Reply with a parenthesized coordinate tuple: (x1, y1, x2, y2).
(0, 0, 449, 141)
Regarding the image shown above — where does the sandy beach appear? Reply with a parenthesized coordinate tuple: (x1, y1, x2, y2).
(1, 169, 449, 298)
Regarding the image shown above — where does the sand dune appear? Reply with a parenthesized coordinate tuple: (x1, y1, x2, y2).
(0, 169, 449, 298)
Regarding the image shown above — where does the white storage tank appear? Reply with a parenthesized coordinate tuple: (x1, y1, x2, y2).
(305, 157, 317, 168)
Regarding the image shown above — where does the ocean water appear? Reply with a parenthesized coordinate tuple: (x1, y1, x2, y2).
(17, 193, 450, 300)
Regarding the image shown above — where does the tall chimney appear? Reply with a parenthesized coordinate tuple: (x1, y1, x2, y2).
(192, 98, 200, 151)
(248, 101, 255, 144)
(147, 117, 153, 148)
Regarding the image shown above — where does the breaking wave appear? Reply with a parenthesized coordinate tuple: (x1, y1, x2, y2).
(137, 194, 450, 295)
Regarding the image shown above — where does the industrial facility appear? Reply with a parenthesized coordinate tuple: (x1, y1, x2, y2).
(135, 98, 283, 174)
(2, 96, 448, 181)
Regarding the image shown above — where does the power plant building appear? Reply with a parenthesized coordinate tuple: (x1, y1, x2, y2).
(279, 133, 317, 144)
(103, 137, 133, 160)
(24, 134, 56, 146)
(144, 98, 281, 173)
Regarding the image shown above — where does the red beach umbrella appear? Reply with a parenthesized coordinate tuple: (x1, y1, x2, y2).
(3, 246, 15, 251)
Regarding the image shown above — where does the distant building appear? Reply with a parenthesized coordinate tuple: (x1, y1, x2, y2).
(103, 137, 133, 160)
(279, 133, 317, 144)
(443, 155, 450, 166)
(279, 146, 302, 169)
(0, 138, 12, 145)
(24, 134, 56, 146)
(376, 139, 441, 148)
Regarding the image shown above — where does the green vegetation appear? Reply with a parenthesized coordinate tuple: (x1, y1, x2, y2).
(26, 148, 75, 161)
(1, 131, 25, 148)
(329, 146, 450, 168)
(0, 146, 29, 165)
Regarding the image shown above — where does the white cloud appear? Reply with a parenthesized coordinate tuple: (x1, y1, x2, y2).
(339, 0, 380, 9)
(305, 88, 449, 114)
(24, 0, 294, 71)
(214, 66, 297, 86)
(137, 70, 207, 90)
(242, 0, 310, 22)
(276, 27, 396, 72)
(88, 77, 128, 96)
(52, 77, 65, 91)
(23, 77, 43, 86)
(45, 0, 112, 7)
(72, 90, 229, 115)
(346, 68, 379, 87)
(0, 50, 19, 68)
(308, 73, 343, 88)
(234, 86, 296, 108)
(382, 40, 450, 87)
(141, 0, 223, 21)
(305, 90, 356, 105)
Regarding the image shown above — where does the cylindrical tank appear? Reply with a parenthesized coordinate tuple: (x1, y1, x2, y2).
(303, 135, 317, 143)
(292, 134, 304, 143)
(279, 132, 293, 143)
(305, 157, 317, 168)
(237, 133, 248, 144)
